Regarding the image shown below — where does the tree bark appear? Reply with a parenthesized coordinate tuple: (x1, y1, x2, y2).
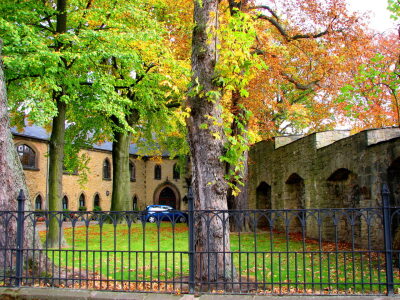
(188, 0, 237, 285)
(0, 40, 42, 273)
(110, 130, 132, 211)
(47, 98, 67, 247)
(46, 0, 68, 248)
(110, 108, 139, 212)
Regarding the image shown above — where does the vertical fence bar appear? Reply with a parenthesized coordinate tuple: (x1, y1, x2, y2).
(15, 189, 25, 287)
(382, 183, 394, 296)
(188, 185, 195, 293)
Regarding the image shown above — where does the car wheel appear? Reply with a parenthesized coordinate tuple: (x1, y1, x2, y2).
(178, 216, 187, 223)
(148, 216, 156, 223)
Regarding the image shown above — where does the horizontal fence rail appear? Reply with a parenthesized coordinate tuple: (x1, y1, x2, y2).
(0, 191, 399, 295)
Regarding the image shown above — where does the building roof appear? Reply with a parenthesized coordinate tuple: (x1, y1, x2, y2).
(11, 124, 141, 155)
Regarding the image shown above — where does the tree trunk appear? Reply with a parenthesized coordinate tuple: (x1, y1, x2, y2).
(46, 0, 68, 248)
(47, 99, 67, 248)
(188, 0, 237, 285)
(110, 130, 132, 212)
(227, 91, 250, 232)
(0, 40, 42, 274)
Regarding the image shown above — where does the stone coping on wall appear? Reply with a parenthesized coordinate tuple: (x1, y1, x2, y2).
(256, 127, 400, 152)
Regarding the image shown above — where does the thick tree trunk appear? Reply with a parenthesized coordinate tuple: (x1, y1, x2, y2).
(110, 130, 132, 211)
(47, 99, 67, 248)
(0, 41, 42, 273)
(188, 0, 237, 285)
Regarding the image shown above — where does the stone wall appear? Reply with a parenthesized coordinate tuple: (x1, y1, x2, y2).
(248, 127, 400, 248)
(13, 136, 187, 212)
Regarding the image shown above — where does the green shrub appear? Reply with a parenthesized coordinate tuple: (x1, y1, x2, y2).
(78, 206, 87, 211)
(93, 205, 102, 212)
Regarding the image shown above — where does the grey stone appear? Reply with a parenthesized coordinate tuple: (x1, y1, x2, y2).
(248, 127, 400, 248)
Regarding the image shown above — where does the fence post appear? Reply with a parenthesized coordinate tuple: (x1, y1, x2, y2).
(187, 185, 195, 293)
(15, 189, 25, 287)
(382, 183, 394, 296)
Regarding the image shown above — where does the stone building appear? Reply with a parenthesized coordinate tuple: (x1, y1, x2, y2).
(248, 127, 400, 247)
(12, 125, 188, 212)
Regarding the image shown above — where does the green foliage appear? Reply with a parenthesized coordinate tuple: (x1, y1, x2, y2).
(217, 10, 260, 97)
(388, 0, 400, 20)
(1, 0, 189, 189)
(338, 52, 400, 126)
(78, 206, 87, 212)
(93, 206, 102, 212)
(221, 105, 254, 195)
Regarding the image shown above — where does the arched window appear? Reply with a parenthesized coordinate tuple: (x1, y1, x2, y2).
(79, 194, 85, 208)
(103, 158, 111, 180)
(129, 161, 136, 182)
(35, 195, 42, 210)
(154, 164, 161, 180)
(132, 195, 138, 210)
(16, 144, 36, 169)
(93, 194, 100, 208)
(62, 196, 68, 210)
(173, 163, 180, 180)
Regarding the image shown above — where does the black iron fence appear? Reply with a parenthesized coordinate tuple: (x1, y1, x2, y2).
(0, 185, 399, 295)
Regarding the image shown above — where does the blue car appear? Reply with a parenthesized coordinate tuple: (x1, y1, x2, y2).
(141, 205, 188, 223)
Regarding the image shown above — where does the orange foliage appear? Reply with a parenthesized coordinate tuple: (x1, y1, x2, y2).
(238, 0, 386, 138)
(158, 0, 397, 138)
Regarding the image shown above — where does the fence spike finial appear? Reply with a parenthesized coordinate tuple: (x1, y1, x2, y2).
(17, 189, 25, 202)
(382, 183, 390, 196)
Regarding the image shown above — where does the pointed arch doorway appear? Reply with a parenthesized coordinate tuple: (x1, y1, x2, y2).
(154, 184, 181, 209)
(159, 187, 176, 208)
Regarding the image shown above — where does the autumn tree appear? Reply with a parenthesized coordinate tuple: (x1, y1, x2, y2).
(243, 0, 377, 138)
(187, 0, 239, 284)
(215, 0, 376, 228)
(186, 0, 383, 284)
(338, 4, 400, 130)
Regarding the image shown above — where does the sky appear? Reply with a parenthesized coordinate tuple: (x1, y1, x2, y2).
(347, 0, 397, 32)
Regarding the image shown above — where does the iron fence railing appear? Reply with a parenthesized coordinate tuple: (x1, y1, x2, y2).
(0, 185, 399, 295)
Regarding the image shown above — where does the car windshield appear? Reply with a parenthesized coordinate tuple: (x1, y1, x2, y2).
(147, 206, 173, 212)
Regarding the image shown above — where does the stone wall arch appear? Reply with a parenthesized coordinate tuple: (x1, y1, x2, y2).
(284, 173, 305, 233)
(326, 168, 360, 208)
(388, 157, 400, 248)
(325, 168, 361, 243)
(153, 182, 181, 209)
(256, 181, 271, 209)
(388, 157, 400, 206)
(285, 173, 305, 209)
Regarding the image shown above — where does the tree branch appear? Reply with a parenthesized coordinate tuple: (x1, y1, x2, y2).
(281, 72, 320, 90)
(132, 63, 156, 86)
(252, 5, 335, 42)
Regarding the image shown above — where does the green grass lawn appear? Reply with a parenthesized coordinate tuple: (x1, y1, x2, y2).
(38, 223, 398, 293)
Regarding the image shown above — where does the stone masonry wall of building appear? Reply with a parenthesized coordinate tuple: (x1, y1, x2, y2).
(248, 128, 400, 248)
(13, 136, 187, 212)
(14, 137, 49, 204)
